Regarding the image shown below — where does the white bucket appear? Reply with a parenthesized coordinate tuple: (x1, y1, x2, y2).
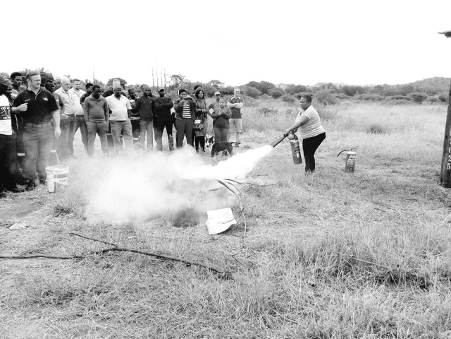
(45, 165, 69, 193)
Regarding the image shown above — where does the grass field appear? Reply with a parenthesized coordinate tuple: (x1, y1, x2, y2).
(1, 100, 451, 338)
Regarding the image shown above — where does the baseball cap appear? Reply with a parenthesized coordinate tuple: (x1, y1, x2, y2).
(0, 72, 12, 86)
(158, 88, 165, 92)
(214, 91, 221, 95)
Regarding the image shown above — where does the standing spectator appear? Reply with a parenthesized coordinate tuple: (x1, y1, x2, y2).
(194, 88, 208, 152)
(208, 91, 221, 112)
(174, 90, 196, 148)
(153, 88, 174, 151)
(128, 87, 140, 146)
(70, 91, 88, 156)
(193, 84, 202, 95)
(12, 70, 61, 190)
(41, 73, 64, 166)
(69, 79, 86, 98)
(283, 94, 326, 173)
(80, 83, 94, 104)
(83, 85, 109, 156)
(10, 72, 23, 98)
(10, 72, 26, 177)
(55, 77, 77, 160)
(105, 85, 133, 153)
(211, 98, 231, 142)
(132, 85, 154, 151)
(227, 88, 244, 146)
(0, 73, 22, 195)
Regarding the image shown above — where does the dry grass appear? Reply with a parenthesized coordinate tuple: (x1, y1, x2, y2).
(1, 101, 451, 338)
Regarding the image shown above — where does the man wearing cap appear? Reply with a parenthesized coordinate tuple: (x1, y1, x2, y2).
(227, 88, 244, 146)
(131, 85, 154, 151)
(0, 73, 22, 195)
(208, 91, 222, 113)
(105, 84, 133, 153)
(174, 89, 196, 148)
(12, 70, 61, 190)
(55, 77, 78, 160)
(153, 88, 174, 151)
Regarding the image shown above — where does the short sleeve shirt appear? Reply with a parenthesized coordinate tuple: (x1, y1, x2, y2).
(13, 88, 58, 124)
(0, 95, 12, 135)
(106, 95, 131, 121)
(295, 105, 325, 139)
(228, 96, 243, 119)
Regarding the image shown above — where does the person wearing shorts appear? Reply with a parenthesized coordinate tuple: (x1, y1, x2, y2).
(227, 87, 243, 146)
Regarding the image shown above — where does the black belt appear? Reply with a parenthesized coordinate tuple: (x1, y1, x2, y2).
(24, 122, 52, 127)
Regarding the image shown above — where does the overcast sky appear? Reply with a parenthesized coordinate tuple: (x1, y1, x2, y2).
(3, 0, 451, 87)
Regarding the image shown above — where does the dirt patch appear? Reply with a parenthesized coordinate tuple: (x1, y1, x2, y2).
(0, 201, 40, 222)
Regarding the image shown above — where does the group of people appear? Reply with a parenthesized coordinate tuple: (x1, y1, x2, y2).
(0, 70, 245, 195)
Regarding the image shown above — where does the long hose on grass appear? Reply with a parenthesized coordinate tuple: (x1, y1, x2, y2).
(0, 232, 232, 278)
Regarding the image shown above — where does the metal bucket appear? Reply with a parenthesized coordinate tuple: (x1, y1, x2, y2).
(45, 165, 69, 193)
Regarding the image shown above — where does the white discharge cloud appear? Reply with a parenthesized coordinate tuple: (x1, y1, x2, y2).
(83, 145, 273, 224)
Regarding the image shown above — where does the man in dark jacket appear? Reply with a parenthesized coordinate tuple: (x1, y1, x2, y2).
(153, 88, 174, 151)
(131, 85, 154, 151)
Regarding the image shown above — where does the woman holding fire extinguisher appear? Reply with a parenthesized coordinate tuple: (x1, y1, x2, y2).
(283, 94, 326, 173)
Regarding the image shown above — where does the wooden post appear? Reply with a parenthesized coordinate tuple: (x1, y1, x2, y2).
(440, 81, 451, 187)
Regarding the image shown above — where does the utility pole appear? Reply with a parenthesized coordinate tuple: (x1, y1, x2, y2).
(164, 68, 166, 90)
(439, 30, 451, 187)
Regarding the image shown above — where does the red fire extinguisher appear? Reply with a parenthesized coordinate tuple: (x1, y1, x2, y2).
(337, 149, 356, 173)
(289, 133, 302, 165)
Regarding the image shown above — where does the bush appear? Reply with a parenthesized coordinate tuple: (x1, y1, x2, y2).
(386, 95, 412, 101)
(358, 94, 384, 101)
(259, 94, 272, 101)
(241, 85, 261, 99)
(269, 89, 284, 99)
(367, 123, 387, 134)
(281, 95, 296, 104)
(407, 92, 428, 103)
(315, 89, 337, 105)
(335, 93, 351, 100)
(285, 84, 307, 95)
(438, 93, 449, 103)
(256, 107, 279, 116)
(384, 99, 412, 105)
(425, 96, 440, 104)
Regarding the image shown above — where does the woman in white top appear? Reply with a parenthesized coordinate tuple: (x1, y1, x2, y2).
(283, 94, 326, 173)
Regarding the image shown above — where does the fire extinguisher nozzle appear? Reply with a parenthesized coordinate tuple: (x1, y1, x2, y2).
(269, 135, 287, 148)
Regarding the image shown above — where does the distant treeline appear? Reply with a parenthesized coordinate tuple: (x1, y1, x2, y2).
(15, 68, 450, 104)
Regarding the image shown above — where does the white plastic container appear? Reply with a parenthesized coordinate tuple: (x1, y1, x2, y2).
(45, 165, 69, 193)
